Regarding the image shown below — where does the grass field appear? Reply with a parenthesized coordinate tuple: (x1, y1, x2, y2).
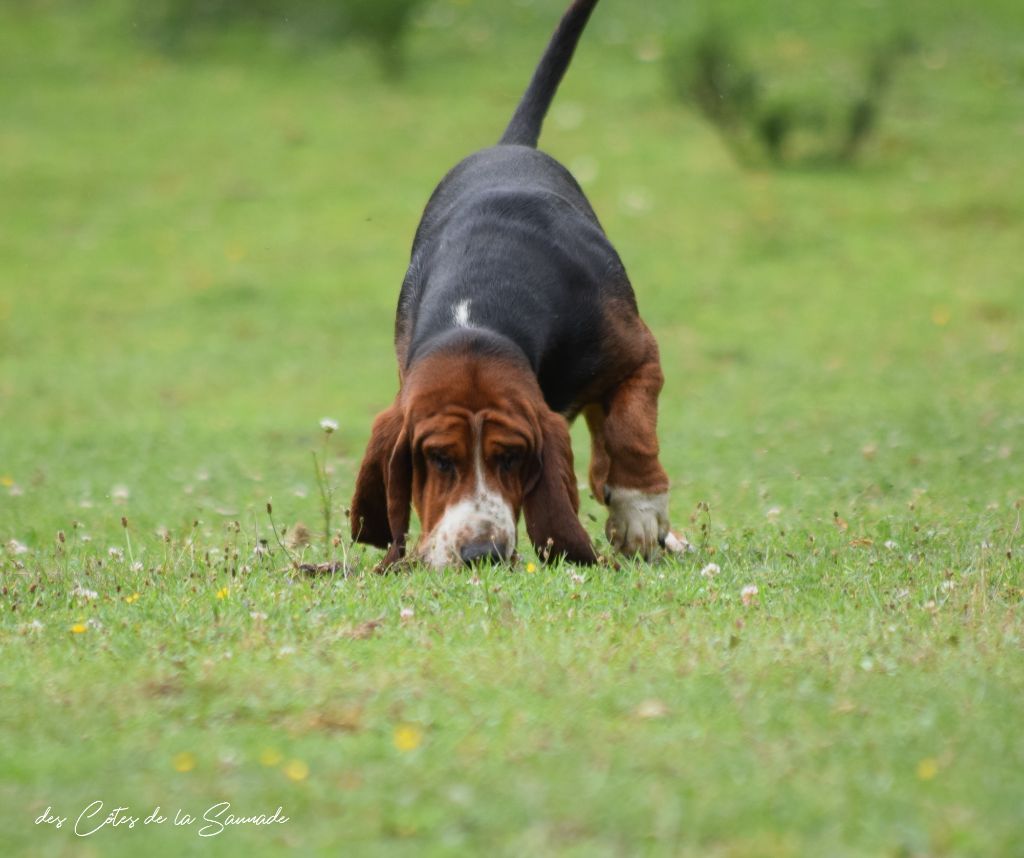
(2, 0, 1023, 855)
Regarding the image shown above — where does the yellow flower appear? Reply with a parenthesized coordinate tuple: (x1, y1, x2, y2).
(224, 243, 247, 263)
(525, 563, 537, 574)
(215, 586, 229, 600)
(0, 475, 13, 487)
(259, 748, 283, 767)
(393, 723, 424, 752)
(124, 593, 140, 604)
(70, 623, 88, 634)
(283, 759, 309, 781)
(916, 758, 939, 780)
(173, 752, 196, 773)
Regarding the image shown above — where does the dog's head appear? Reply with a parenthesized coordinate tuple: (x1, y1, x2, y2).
(350, 348, 596, 568)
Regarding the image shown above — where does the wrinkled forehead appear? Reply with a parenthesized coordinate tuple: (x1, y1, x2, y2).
(412, 411, 472, 451)
(411, 407, 535, 452)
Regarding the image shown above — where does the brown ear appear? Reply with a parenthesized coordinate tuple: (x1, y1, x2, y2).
(350, 401, 412, 565)
(523, 408, 598, 565)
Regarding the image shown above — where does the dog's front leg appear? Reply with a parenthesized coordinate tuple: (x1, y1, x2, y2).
(584, 358, 671, 560)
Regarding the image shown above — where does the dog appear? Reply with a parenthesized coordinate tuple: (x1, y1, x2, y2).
(350, 0, 674, 568)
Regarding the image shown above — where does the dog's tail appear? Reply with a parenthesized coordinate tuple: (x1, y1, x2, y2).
(499, 0, 599, 148)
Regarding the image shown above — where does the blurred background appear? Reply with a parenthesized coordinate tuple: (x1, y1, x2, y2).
(2, 0, 1022, 546)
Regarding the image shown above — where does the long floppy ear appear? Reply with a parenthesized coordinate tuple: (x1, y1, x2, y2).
(350, 401, 412, 565)
(523, 408, 598, 565)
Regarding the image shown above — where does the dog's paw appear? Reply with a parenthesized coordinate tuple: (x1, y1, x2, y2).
(604, 487, 670, 561)
(661, 530, 693, 555)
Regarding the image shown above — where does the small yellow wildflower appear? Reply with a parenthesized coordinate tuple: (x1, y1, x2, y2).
(525, 562, 537, 574)
(224, 243, 247, 263)
(0, 475, 13, 487)
(215, 586, 229, 600)
(916, 758, 939, 781)
(283, 759, 309, 781)
(393, 723, 424, 752)
(70, 623, 88, 634)
(173, 752, 196, 773)
(124, 593, 140, 605)
(931, 306, 951, 326)
(259, 748, 283, 767)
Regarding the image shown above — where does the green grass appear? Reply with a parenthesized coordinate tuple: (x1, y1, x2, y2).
(1, 0, 1022, 855)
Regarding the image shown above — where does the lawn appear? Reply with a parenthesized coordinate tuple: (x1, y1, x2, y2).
(1, 0, 1022, 855)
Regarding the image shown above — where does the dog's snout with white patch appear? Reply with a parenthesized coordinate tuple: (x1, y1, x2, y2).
(419, 491, 515, 568)
(417, 425, 516, 568)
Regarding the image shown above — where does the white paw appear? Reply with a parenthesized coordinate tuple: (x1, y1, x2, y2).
(604, 487, 670, 560)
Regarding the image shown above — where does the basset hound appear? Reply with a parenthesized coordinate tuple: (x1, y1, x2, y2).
(350, 0, 675, 568)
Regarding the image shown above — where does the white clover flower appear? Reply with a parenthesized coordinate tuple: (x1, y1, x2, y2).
(741, 584, 759, 606)
(319, 418, 339, 434)
(700, 563, 720, 578)
(6, 539, 29, 555)
(130, 561, 144, 572)
(400, 606, 414, 620)
(111, 484, 131, 503)
(107, 546, 124, 560)
(71, 585, 99, 601)
(634, 699, 669, 720)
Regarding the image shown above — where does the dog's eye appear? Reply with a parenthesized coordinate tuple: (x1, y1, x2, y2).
(428, 452, 456, 475)
(495, 449, 524, 473)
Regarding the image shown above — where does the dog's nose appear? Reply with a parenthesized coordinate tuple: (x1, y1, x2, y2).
(459, 541, 506, 565)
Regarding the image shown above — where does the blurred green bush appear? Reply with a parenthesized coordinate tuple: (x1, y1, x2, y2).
(666, 25, 916, 166)
(133, 0, 425, 75)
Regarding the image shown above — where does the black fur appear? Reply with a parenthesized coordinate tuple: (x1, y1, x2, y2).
(395, 0, 635, 417)
(500, 0, 600, 147)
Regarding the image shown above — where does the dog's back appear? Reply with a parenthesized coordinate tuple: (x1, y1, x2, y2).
(395, 0, 637, 416)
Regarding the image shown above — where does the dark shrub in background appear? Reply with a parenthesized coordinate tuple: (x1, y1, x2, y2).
(666, 25, 916, 167)
(133, 0, 426, 76)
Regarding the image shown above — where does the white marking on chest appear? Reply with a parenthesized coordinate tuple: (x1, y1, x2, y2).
(420, 423, 516, 568)
(453, 299, 472, 328)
